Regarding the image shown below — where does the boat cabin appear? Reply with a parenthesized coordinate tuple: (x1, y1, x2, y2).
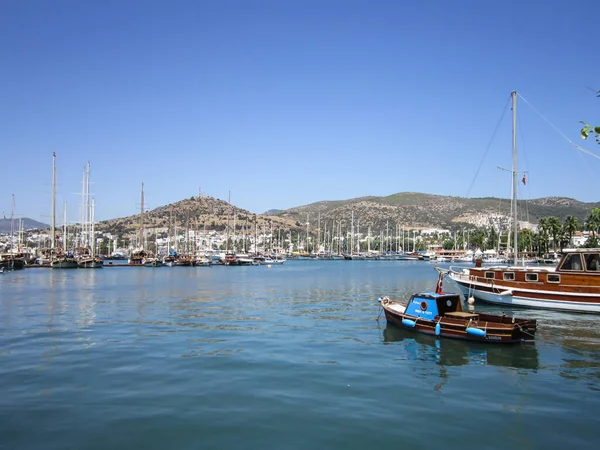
(405, 292, 463, 320)
(556, 249, 600, 273)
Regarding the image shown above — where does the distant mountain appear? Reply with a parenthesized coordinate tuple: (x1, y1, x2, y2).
(269, 193, 600, 230)
(0, 217, 49, 233)
(95, 192, 599, 237)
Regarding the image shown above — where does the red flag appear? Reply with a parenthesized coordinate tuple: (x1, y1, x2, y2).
(522, 174, 526, 185)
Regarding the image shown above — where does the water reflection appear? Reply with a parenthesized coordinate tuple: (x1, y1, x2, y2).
(382, 324, 539, 371)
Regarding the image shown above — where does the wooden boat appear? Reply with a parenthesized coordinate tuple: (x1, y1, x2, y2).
(51, 253, 78, 269)
(445, 248, 600, 313)
(378, 274, 537, 344)
(0, 253, 25, 271)
(143, 257, 163, 267)
(77, 256, 103, 268)
(443, 92, 600, 314)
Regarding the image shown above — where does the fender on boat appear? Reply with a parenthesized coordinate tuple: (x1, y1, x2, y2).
(402, 318, 417, 328)
(466, 327, 487, 337)
(435, 322, 441, 336)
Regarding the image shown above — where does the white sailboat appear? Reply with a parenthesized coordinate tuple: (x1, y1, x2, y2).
(78, 162, 103, 268)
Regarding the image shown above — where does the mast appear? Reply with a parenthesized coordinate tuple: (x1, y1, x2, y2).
(140, 183, 145, 251)
(63, 201, 67, 252)
(80, 166, 86, 248)
(511, 91, 518, 265)
(91, 198, 96, 257)
(51, 152, 56, 249)
(350, 211, 354, 254)
(226, 190, 230, 253)
(86, 162, 91, 249)
(10, 194, 15, 255)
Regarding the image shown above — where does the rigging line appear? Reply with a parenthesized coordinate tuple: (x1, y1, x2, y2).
(466, 94, 512, 199)
(517, 93, 600, 162)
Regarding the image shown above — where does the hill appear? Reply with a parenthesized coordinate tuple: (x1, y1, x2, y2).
(96, 195, 301, 237)
(0, 217, 49, 233)
(95, 192, 599, 237)
(271, 193, 599, 230)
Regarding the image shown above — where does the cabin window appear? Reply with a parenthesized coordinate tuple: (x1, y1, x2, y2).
(503, 272, 515, 281)
(485, 271, 494, 279)
(584, 254, 600, 271)
(525, 273, 538, 282)
(547, 274, 560, 283)
(561, 254, 583, 271)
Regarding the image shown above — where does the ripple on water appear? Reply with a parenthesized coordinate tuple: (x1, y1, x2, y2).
(0, 262, 599, 449)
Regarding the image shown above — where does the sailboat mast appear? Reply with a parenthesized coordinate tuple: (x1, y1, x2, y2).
(10, 194, 15, 255)
(63, 201, 67, 252)
(51, 152, 56, 249)
(91, 198, 96, 257)
(511, 91, 518, 265)
(140, 183, 145, 250)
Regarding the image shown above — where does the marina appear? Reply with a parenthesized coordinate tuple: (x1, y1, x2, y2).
(1, 2, 598, 448)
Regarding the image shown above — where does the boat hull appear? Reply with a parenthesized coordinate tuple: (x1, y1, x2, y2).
(381, 299, 535, 344)
(0, 259, 25, 271)
(78, 259, 104, 269)
(52, 260, 78, 269)
(449, 272, 600, 314)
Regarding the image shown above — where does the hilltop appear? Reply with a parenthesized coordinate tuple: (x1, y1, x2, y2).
(96, 195, 300, 236)
(268, 193, 599, 230)
(95, 192, 600, 237)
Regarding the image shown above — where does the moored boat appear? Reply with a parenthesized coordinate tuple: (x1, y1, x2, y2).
(143, 257, 163, 267)
(444, 248, 600, 313)
(443, 92, 600, 314)
(77, 256, 103, 269)
(52, 253, 78, 269)
(0, 253, 25, 271)
(378, 277, 537, 344)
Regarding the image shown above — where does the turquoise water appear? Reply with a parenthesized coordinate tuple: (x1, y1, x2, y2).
(1, 261, 599, 449)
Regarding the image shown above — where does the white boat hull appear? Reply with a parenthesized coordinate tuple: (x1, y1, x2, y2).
(450, 272, 600, 314)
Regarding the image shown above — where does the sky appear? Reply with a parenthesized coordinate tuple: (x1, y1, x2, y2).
(1, 0, 599, 224)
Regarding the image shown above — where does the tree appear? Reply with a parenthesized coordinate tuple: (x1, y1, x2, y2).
(537, 218, 550, 253)
(487, 227, 498, 250)
(580, 89, 599, 145)
(547, 217, 562, 252)
(563, 215, 579, 247)
(585, 208, 600, 238)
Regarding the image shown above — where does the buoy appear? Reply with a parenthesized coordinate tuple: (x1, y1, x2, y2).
(435, 322, 441, 336)
(467, 297, 475, 305)
(466, 327, 486, 337)
(267, 264, 272, 268)
(401, 318, 416, 328)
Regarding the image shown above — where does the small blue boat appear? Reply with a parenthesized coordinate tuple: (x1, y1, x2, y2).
(378, 274, 537, 344)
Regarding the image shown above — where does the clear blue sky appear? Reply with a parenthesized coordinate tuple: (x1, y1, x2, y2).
(1, 0, 598, 224)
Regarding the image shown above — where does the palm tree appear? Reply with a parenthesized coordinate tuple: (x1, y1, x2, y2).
(585, 208, 600, 238)
(547, 217, 562, 252)
(537, 217, 550, 254)
(563, 215, 579, 247)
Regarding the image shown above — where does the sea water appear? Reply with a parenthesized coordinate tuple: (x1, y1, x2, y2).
(0, 260, 598, 449)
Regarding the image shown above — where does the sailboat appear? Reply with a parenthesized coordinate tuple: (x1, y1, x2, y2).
(0, 194, 25, 271)
(443, 92, 600, 314)
(78, 162, 103, 268)
(50, 154, 78, 269)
